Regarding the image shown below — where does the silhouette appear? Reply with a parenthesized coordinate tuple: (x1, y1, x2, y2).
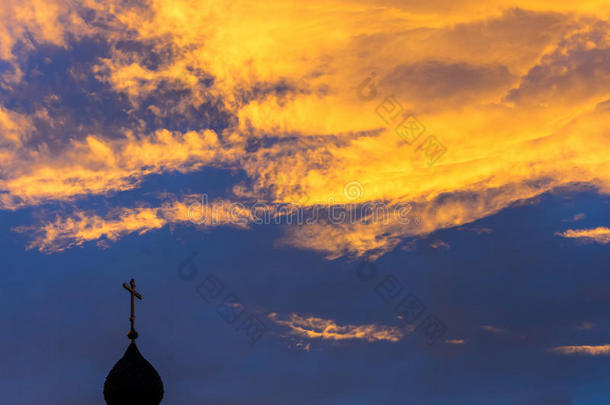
(103, 279, 164, 405)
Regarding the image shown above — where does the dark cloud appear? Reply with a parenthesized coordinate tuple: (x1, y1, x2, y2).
(235, 79, 311, 106)
(1, 38, 132, 150)
(505, 21, 610, 107)
(0, 33, 236, 151)
(382, 60, 513, 106)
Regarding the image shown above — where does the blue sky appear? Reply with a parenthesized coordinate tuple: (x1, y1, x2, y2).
(2, 187, 610, 404)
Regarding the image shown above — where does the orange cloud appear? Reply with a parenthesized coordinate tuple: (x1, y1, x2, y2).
(549, 344, 610, 356)
(17, 198, 253, 253)
(556, 227, 610, 244)
(0, 106, 32, 147)
(3, 1, 610, 258)
(0, 0, 72, 61)
(445, 339, 466, 345)
(268, 313, 407, 343)
(481, 325, 507, 334)
(16, 206, 166, 253)
(0, 129, 236, 209)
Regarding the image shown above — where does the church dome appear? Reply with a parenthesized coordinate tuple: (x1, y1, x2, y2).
(103, 341, 164, 405)
(104, 279, 164, 405)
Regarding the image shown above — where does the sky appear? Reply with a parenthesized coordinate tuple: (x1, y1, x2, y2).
(1, 0, 610, 403)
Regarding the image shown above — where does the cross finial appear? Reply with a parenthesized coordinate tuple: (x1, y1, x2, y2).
(122, 278, 142, 342)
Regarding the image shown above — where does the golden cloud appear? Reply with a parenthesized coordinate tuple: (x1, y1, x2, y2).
(0, 129, 237, 209)
(17, 198, 253, 253)
(268, 313, 407, 343)
(556, 226, 610, 244)
(445, 339, 466, 345)
(0, 0, 72, 61)
(481, 325, 507, 334)
(2, 1, 610, 258)
(16, 206, 165, 253)
(549, 344, 610, 356)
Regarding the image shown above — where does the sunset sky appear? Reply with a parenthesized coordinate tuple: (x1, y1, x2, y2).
(2, 0, 610, 403)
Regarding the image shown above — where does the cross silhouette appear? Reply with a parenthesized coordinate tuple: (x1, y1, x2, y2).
(122, 278, 142, 341)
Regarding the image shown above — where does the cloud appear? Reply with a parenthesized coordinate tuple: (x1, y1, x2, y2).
(268, 313, 407, 343)
(0, 106, 33, 147)
(575, 321, 595, 331)
(430, 239, 450, 249)
(445, 339, 466, 345)
(469, 227, 494, 234)
(572, 213, 585, 221)
(16, 198, 253, 253)
(16, 206, 166, 253)
(548, 344, 610, 356)
(3, 1, 610, 258)
(481, 325, 507, 334)
(382, 61, 514, 108)
(556, 226, 610, 244)
(504, 21, 610, 108)
(0, 0, 80, 62)
(0, 129, 235, 209)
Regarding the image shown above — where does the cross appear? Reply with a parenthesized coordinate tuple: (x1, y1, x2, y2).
(122, 278, 142, 341)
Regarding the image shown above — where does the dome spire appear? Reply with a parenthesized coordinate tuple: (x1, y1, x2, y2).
(104, 278, 164, 405)
(122, 278, 142, 341)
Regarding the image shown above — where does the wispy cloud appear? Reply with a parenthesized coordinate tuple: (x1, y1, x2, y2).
(470, 227, 493, 235)
(16, 198, 253, 253)
(430, 239, 450, 249)
(481, 325, 507, 334)
(0, 130, 234, 210)
(572, 213, 585, 222)
(575, 322, 595, 331)
(548, 344, 610, 356)
(556, 227, 610, 245)
(268, 313, 407, 343)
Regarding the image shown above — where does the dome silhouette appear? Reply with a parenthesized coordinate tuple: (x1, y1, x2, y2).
(103, 278, 164, 404)
(103, 342, 164, 405)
